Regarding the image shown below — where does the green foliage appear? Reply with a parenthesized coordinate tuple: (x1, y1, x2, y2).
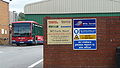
(18, 12, 25, 21)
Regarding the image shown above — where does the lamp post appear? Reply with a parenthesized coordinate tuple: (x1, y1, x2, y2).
(9, 0, 12, 44)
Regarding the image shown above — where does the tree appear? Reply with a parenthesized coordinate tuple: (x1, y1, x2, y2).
(18, 12, 25, 21)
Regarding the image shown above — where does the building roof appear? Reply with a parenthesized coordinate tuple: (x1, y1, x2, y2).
(24, 0, 120, 14)
(0, 0, 9, 4)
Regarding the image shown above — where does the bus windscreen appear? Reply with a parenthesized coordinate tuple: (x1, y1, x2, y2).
(12, 23, 31, 37)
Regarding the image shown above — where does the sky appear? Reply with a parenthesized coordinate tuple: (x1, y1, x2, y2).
(3, 0, 43, 13)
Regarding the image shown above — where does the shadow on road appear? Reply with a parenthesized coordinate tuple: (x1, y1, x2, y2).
(0, 44, 43, 48)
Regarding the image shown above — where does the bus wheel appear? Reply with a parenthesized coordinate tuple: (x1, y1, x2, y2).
(16, 44, 20, 46)
(27, 44, 31, 46)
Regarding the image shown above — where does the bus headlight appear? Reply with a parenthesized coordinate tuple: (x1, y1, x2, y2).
(12, 40, 16, 42)
(28, 40, 33, 41)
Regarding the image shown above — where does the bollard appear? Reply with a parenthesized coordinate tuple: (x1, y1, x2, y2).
(116, 47, 120, 68)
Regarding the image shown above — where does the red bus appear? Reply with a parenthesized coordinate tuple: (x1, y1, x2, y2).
(12, 21, 43, 46)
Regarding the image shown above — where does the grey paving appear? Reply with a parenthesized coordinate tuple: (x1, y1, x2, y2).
(0, 45, 43, 68)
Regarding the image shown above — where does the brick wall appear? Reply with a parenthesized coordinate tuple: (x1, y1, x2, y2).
(44, 16, 120, 68)
(0, 1, 9, 45)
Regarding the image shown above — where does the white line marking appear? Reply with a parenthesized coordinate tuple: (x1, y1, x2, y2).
(0, 51, 3, 53)
(28, 59, 43, 68)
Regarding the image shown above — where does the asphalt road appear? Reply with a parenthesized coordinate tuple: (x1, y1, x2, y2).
(0, 45, 43, 68)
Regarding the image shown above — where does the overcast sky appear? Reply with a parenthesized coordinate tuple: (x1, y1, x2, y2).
(3, 0, 43, 13)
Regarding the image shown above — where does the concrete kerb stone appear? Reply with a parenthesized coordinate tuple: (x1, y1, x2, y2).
(0, 45, 16, 48)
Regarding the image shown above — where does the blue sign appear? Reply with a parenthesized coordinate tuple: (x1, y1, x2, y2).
(74, 40, 96, 50)
(74, 29, 96, 34)
(80, 29, 96, 34)
(73, 19, 97, 50)
(74, 19, 96, 28)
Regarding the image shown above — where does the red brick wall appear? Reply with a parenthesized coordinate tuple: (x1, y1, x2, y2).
(0, 1, 9, 45)
(44, 16, 120, 68)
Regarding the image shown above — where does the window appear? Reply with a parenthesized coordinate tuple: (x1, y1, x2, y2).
(5, 30, 7, 34)
(1, 29, 4, 34)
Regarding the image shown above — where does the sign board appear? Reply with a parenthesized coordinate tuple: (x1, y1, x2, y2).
(73, 19, 97, 50)
(47, 19, 72, 44)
